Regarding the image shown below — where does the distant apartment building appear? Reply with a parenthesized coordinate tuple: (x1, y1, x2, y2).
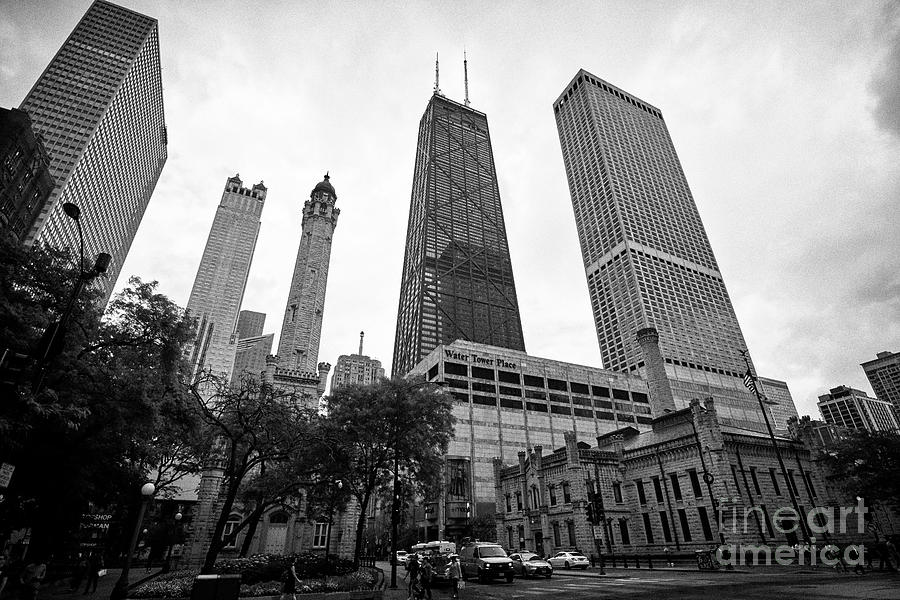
(231, 333, 274, 387)
(186, 174, 265, 382)
(817, 385, 899, 432)
(757, 377, 800, 431)
(861, 351, 900, 418)
(235, 310, 266, 340)
(330, 332, 385, 393)
(20, 0, 167, 302)
(0, 108, 55, 243)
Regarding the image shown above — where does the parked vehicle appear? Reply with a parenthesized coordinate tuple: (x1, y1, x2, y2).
(422, 541, 457, 581)
(459, 542, 514, 583)
(509, 552, 553, 578)
(547, 551, 589, 570)
(393, 550, 409, 566)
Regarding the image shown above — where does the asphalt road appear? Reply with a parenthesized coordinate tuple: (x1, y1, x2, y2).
(415, 570, 900, 600)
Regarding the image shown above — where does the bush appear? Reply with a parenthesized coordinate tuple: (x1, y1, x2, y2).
(213, 553, 355, 584)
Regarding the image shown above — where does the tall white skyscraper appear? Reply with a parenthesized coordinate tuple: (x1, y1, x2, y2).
(553, 69, 766, 430)
(20, 0, 167, 302)
(186, 174, 265, 381)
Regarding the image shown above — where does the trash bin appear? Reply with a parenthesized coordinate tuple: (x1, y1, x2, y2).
(191, 574, 243, 600)
(695, 549, 719, 571)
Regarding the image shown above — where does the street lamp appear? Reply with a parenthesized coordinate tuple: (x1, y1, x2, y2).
(33, 201, 111, 392)
(111, 482, 156, 600)
(163, 511, 183, 573)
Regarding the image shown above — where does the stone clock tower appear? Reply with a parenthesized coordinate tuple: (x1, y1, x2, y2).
(276, 173, 339, 375)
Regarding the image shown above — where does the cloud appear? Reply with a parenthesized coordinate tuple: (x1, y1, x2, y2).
(869, 3, 900, 137)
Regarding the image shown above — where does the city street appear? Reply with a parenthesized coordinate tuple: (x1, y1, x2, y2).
(381, 568, 900, 600)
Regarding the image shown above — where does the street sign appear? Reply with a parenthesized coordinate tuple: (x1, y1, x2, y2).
(0, 463, 15, 488)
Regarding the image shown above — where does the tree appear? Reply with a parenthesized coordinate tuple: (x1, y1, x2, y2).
(188, 374, 317, 572)
(821, 429, 900, 508)
(469, 513, 496, 542)
(319, 377, 455, 565)
(0, 234, 202, 557)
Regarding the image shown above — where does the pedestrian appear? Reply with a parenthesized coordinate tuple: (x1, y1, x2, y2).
(83, 552, 104, 595)
(70, 553, 88, 592)
(847, 543, 865, 575)
(280, 557, 300, 600)
(405, 554, 420, 600)
(419, 557, 433, 600)
(0, 551, 9, 599)
(446, 554, 461, 600)
(663, 546, 673, 567)
(18, 558, 46, 600)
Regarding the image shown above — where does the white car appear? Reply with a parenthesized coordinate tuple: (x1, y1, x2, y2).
(394, 550, 409, 566)
(547, 551, 590, 570)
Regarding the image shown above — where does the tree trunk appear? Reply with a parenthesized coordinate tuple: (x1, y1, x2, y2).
(353, 489, 372, 568)
(239, 503, 267, 556)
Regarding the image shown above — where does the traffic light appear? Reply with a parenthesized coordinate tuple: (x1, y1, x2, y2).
(586, 504, 595, 525)
(466, 502, 471, 519)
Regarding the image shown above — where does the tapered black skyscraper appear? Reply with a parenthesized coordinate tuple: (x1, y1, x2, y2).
(392, 76, 525, 377)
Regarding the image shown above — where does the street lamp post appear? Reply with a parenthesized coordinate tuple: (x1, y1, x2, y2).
(32, 201, 110, 393)
(163, 511, 183, 573)
(324, 479, 343, 562)
(389, 451, 400, 589)
(111, 483, 156, 600)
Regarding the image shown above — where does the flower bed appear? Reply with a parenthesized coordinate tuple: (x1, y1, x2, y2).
(130, 565, 378, 599)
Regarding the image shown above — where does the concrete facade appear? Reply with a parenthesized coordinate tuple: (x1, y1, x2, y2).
(330, 332, 385, 393)
(757, 377, 800, 433)
(186, 174, 265, 382)
(553, 69, 769, 433)
(817, 385, 899, 433)
(861, 351, 900, 418)
(408, 339, 654, 534)
(230, 333, 274, 387)
(21, 0, 167, 302)
(235, 310, 266, 340)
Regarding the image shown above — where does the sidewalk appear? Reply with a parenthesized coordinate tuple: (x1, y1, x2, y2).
(38, 568, 123, 600)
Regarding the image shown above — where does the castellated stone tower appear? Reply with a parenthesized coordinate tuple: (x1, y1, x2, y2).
(276, 174, 339, 374)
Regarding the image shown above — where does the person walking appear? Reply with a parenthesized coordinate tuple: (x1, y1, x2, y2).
(280, 558, 300, 600)
(18, 559, 46, 600)
(0, 551, 9, 599)
(406, 555, 420, 600)
(419, 557, 433, 600)
(70, 553, 88, 592)
(446, 554, 461, 600)
(82, 552, 104, 595)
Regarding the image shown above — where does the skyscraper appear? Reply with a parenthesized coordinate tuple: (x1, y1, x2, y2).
(392, 86, 525, 377)
(186, 174, 265, 381)
(276, 174, 339, 374)
(19, 0, 167, 302)
(553, 69, 764, 429)
(818, 385, 899, 432)
(235, 310, 266, 340)
(330, 332, 385, 393)
(861, 351, 900, 417)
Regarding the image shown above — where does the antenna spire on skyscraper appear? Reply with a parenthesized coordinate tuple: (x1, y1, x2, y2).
(359, 331, 364, 355)
(464, 50, 470, 107)
(434, 52, 441, 95)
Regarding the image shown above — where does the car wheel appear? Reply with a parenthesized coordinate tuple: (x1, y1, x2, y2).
(506, 573, 514, 583)
(546, 573, 552, 579)
(565, 561, 571, 569)
(461, 569, 468, 582)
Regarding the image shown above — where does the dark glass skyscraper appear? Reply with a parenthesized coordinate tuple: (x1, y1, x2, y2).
(554, 69, 766, 430)
(20, 0, 167, 302)
(393, 92, 525, 377)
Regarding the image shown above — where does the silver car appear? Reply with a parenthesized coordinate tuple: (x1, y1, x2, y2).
(509, 552, 553, 578)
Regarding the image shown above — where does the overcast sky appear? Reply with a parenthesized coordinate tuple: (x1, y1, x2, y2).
(2, 1, 898, 420)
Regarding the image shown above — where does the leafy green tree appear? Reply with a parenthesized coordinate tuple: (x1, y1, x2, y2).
(822, 429, 900, 508)
(319, 377, 455, 565)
